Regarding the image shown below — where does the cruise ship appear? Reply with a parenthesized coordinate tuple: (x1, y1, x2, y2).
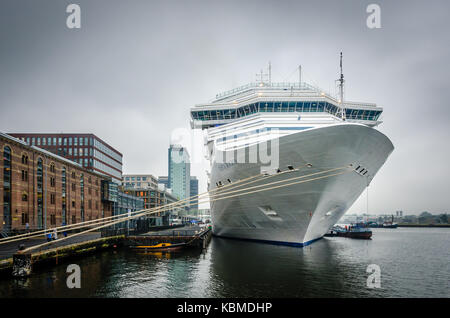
(190, 58, 394, 246)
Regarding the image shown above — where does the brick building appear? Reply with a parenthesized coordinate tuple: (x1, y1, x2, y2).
(1, 133, 107, 233)
(8, 133, 123, 184)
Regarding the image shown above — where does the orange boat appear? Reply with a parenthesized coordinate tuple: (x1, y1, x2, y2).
(131, 242, 186, 251)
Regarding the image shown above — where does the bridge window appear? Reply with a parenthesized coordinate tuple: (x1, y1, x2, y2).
(192, 101, 381, 122)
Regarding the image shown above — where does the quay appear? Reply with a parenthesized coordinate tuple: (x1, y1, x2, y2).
(125, 225, 212, 250)
(0, 225, 212, 277)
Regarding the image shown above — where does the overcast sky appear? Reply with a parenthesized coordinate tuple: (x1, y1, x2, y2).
(1, 0, 449, 215)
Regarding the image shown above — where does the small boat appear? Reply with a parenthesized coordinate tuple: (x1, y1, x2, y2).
(131, 242, 186, 251)
(328, 223, 372, 239)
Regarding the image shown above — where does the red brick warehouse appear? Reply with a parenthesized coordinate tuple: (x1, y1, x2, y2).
(0, 133, 106, 233)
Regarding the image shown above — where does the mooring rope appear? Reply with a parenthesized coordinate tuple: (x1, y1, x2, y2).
(2, 162, 305, 244)
(19, 165, 353, 253)
(1, 166, 277, 245)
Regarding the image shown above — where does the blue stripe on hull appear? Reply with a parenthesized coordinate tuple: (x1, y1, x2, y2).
(212, 233, 323, 247)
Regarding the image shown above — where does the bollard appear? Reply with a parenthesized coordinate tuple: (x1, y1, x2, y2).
(12, 252, 32, 277)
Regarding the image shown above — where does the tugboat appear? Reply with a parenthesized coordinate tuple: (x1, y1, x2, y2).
(326, 223, 372, 239)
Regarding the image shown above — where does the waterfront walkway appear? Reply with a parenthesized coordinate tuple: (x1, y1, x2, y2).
(0, 232, 101, 260)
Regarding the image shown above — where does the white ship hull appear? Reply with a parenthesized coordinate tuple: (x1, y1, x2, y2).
(209, 123, 394, 246)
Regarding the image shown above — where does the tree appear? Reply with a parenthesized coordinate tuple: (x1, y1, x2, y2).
(419, 211, 432, 218)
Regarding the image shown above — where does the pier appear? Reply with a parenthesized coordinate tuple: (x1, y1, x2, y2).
(0, 225, 212, 277)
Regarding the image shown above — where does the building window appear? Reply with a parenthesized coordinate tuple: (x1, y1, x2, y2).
(62, 167, 67, 224)
(72, 183, 76, 191)
(50, 164, 55, 173)
(21, 213, 29, 225)
(72, 215, 76, 224)
(88, 200, 92, 209)
(37, 158, 43, 228)
(50, 177, 55, 187)
(80, 173, 85, 222)
(50, 214, 56, 225)
(50, 193, 56, 204)
(4, 146, 15, 230)
(21, 170, 28, 181)
(72, 201, 75, 208)
(72, 171, 76, 178)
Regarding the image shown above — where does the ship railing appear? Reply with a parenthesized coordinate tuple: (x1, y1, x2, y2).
(215, 82, 324, 100)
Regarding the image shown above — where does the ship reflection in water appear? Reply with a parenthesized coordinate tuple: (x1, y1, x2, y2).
(0, 228, 448, 298)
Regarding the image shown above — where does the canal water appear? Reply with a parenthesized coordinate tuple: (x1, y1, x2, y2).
(0, 228, 448, 298)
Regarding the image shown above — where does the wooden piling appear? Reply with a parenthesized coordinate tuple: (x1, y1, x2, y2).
(12, 252, 32, 277)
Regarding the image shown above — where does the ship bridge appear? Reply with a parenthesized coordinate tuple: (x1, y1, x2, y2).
(190, 82, 383, 129)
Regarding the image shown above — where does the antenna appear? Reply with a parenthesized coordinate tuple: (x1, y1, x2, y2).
(338, 52, 346, 121)
(256, 65, 270, 85)
(299, 65, 302, 87)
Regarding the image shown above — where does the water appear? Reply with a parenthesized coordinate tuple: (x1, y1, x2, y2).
(0, 228, 449, 298)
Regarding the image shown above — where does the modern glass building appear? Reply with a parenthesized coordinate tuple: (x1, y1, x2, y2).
(190, 176, 199, 211)
(9, 133, 123, 183)
(101, 178, 144, 228)
(168, 145, 190, 204)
